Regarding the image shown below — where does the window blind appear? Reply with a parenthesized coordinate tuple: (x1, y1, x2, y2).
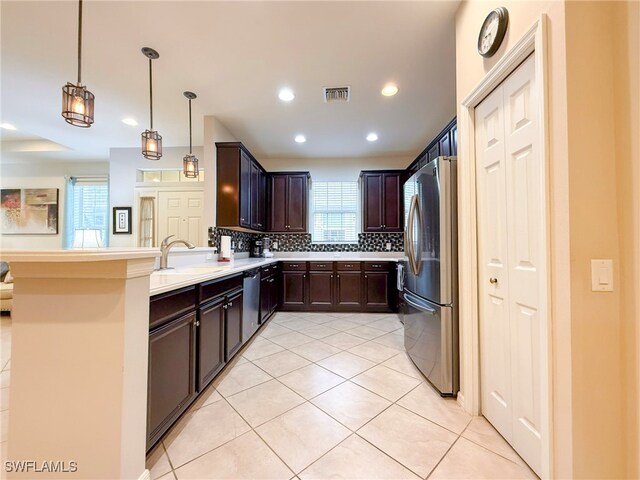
(310, 181, 358, 243)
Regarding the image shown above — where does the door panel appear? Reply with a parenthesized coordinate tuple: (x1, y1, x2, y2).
(258, 169, 267, 231)
(198, 298, 225, 390)
(158, 191, 204, 246)
(271, 175, 287, 231)
(476, 53, 544, 476)
(383, 173, 402, 231)
(308, 272, 333, 308)
(363, 173, 383, 232)
(502, 55, 542, 472)
(250, 161, 260, 230)
(282, 272, 306, 308)
(363, 272, 388, 309)
(336, 272, 362, 309)
(476, 77, 513, 440)
(287, 175, 307, 232)
(239, 151, 251, 228)
(225, 290, 243, 360)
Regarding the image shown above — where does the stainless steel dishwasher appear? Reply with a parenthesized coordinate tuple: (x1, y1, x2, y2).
(242, 268, 261, 342)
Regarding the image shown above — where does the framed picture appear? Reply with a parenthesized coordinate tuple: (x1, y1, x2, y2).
(0, 188, 59, 235)
(113, 207, 132, 234)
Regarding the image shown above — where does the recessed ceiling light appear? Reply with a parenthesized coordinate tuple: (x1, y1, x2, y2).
(294, 134, 306, 143)
(278, 88, 295, 102)
(381, 84, 399, 96)
(366, 133, 378, 142)
(0, 123, 17, 130)
(122, 117, 138, 126)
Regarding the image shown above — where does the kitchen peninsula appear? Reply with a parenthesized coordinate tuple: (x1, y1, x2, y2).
(4, 248, 401, 479)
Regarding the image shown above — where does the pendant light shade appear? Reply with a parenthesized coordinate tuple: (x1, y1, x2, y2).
(141, 47, 162, 160)
(61, 0, 94, 127)
(183, 91, 199, 178)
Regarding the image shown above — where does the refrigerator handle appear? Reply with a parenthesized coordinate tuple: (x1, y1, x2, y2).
(404, 292, 436, 314)
(414, 194, 424, 276)
(407, 194, 418, 274)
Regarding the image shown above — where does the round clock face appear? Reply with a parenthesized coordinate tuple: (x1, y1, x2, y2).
(478, 7, 509, 58)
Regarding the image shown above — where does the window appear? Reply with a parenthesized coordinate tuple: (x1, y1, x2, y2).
(64, 176, 109, 248)
(310, 181, 358, 243)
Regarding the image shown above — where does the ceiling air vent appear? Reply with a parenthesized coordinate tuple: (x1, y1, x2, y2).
(323, 86, 351, 103)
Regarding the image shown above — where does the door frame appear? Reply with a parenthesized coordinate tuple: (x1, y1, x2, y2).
(457, 15, 553, 478)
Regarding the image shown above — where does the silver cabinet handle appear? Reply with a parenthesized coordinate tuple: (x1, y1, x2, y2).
(223, 304, 228, 310)
(317, 264, 326, 267)
(330, 274, 333, 279)
(372, 264, 382, 267)
(196, 320, 200, 327)
(303, 274, 306, 278)
(345, 264, 353, 267)
(258, 223, 263, 227)
(228, 301, 233, 307)
(241, 217, 245, 221)
(290, 264, 298, 267)
(365, 275, 368, 279)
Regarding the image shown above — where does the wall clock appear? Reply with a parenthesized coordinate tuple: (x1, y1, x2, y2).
(477, 7, 509, 58)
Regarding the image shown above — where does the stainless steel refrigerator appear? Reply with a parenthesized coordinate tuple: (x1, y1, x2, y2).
(402, 156, 459, 396)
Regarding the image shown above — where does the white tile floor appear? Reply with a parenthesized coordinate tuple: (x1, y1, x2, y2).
(0, 312, 537, 479)
(149, 312, 538, 480)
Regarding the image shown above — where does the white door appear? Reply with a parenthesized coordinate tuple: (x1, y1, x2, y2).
(476, 54, 545, 476)
(157, 191, 203, 246)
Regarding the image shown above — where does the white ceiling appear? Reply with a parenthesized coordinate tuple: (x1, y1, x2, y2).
(1, 1, 459, 162)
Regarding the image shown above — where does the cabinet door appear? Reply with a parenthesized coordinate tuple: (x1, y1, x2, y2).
(147, 312, 197, 448)
(260, 276, 271, 322)
(362, 173, 383, 232)
(198, 298, 225, 391)
(439, 131, 451, 157)
(383, 173, 402, 232)
(258, 169, 268, 231)
(282, 272, 306, 309)
(363, 272, 389, 310)
(427, 143, 440, 163)
(270, 175, 287, 232)
(336, 272, 362, 309)
(308, 272, 333, 309)
(270, 274, 280, 313)
(287, 175, 307, 232)
(450, 124, 458, 156)
(239, 151, 251, 228)
(225, 290, 244, 360)
(250, 161, 260, 230)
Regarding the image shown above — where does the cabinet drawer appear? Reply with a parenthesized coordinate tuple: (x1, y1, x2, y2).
(309, 262, 333, 271)
(149, 286, 197, 330)
(336, 262, 361, 271)
(364, 261, 390, 271)
(261, 263, 278, 278)
(282, 262, 307, 271)
(199, 274, 243, 305)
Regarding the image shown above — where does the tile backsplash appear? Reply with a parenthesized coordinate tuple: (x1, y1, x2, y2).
(208, 227, 404, 253)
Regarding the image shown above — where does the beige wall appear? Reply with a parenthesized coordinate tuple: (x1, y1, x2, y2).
(456, 1, 638, 477)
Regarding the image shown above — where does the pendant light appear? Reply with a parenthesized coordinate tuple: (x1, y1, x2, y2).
(141, 47, 162, 160)
(61, 0, 94, 127)
(183, 91, 199, 178)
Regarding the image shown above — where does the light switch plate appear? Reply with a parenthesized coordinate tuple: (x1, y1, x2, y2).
(591, 259, 613, 292)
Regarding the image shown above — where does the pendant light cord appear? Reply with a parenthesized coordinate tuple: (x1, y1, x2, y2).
(188, 98, 193, 154)
(77, 0, 83, 84)
(149, 58, 154, 129)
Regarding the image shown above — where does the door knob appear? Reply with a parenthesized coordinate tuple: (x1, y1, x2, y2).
(489, 277, 498, 284)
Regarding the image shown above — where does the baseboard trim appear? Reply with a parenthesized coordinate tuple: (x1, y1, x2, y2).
(138, 468, 151, 480)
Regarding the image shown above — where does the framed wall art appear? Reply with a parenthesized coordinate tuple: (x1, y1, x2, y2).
(113, 206, 132, 234)
(0, 188, 59, 235)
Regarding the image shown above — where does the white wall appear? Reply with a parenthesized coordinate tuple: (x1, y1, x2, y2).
(0, 161, 108, 250)
(108, 146, 204, 247)
(260, 156, 412, 182)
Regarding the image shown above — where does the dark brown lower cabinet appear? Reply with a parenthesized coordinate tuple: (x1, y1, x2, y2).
(282, 272, 306, 309)
(335, 272, 362, 310)
(147, 312, 197, 450)
(225, 289, 244, 360)
(309, 272, 333, 307)
(260, 274, 279, 322)
(198, 298, 225, 391)
(363, 272, 389, 310)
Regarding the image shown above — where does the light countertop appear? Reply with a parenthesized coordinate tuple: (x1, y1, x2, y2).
(150, 254, 404, 295)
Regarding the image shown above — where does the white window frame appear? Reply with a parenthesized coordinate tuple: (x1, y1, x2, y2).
(309, 180, 360, 244)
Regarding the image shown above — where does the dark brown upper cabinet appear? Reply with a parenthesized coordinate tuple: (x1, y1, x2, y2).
(405, 118, 457, 179)
(360, 170, 403, 233)
(270, 172, 310, 232)
(216, 142, 268, 232)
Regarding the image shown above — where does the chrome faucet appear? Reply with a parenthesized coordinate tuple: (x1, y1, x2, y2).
(158, 235, 195, 270)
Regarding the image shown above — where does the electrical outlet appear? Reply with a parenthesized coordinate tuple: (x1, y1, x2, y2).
(272, 241, 278, 250)
(386, 242, 391, 251)
(238, 240, 243, 249)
